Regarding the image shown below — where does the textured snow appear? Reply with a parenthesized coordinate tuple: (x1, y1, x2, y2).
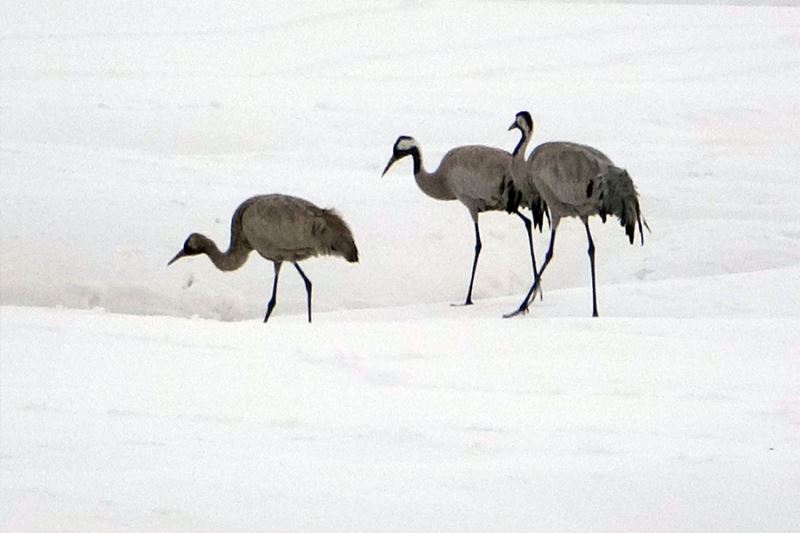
(1, 1, 799, 532)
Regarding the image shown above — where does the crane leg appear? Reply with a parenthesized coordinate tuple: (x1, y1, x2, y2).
(504, 225, 556, 318)
(462, 222, 482, 306)
(294, 262, 313, 323)
(516, 210, 542, 301)
(264, 261, 283, 323)
(583, 218, 599, 317)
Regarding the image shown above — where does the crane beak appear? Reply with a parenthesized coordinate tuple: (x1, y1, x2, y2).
(508, 122, 518, 131)
(167, 249, 186, 266)
(381, 155, 398, 176)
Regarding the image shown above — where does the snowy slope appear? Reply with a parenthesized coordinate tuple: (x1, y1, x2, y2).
(2, 0, 799, 319)
(1, 1, 799, 532)
(2, 303, 799, 532)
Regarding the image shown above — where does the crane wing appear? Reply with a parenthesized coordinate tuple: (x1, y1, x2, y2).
(440, 146, 517, 214)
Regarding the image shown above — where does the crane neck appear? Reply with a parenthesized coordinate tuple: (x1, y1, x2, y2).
(408, 145, 423, 175)
(198, 234, 250, 272)
(412, 147, 456, 201)
(512, 128, 530, 159)
(510, 128, 531, 188)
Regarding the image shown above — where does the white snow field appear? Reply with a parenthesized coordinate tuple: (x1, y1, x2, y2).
(2, 1, 799, 532)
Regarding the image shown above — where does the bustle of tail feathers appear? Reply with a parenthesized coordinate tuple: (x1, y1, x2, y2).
(314, 209, 359, 262)
(502, 174, 522, 214)
(594, 166, 646, 245)
(528, 193, 549, 231)
(503, 174, 548, 231)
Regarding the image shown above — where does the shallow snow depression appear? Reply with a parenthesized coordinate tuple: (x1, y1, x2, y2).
(1, 1, 799, 532)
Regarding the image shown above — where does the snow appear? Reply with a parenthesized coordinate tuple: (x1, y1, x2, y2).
(2, 1, 799, 531)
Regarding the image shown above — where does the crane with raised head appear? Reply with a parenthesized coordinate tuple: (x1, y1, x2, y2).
(506, 111, 647, 318)
(382, 134, 547, 306)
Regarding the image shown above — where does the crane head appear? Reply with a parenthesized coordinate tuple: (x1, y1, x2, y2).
(382, 135, 418, 176)
(167, 233, 204, 265)
(508, 111, 533, 134)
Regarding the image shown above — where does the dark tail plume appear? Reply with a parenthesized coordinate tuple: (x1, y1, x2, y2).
(316, 209, 359, 262)
(505, 174, 549, 231)
(595, 166, 646, 245)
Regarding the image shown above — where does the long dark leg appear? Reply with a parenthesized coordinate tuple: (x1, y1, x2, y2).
(463, 221, 482, 306)
(516, 210, 541, 300)
(583, 218, 599, 317)
(294, 262, 313, 323)
(264, 261, 283, 323)
(504, 224, 557, 318)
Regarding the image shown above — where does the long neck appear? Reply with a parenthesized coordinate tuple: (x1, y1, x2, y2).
(510, 128, 530, 187)
(512, 127, 530, 160)
(199, 234, 250, 271)
(411, 147, 455, 201)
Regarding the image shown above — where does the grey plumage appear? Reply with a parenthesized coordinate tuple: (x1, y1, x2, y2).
(507, 111, 647, 318)
(168, 194, 358, 323)
(382, 134, 547, 305)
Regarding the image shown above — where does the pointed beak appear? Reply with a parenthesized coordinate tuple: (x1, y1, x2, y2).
(508, 122, 518, 132)
(167, 249, 186, 266)
(381, 155, 398, 176)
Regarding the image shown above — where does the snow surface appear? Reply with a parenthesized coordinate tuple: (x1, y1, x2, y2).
(1, 1, 799, 531)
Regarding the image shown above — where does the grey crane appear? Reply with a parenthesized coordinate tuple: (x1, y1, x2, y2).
(168, 194, 358, 323)
(382, 134, 547, 306)
(505, 111, 647, 318)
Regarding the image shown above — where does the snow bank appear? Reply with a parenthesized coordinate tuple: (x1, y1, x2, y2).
(1, 1, 799, 531)
(2, 1, 798, 320)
